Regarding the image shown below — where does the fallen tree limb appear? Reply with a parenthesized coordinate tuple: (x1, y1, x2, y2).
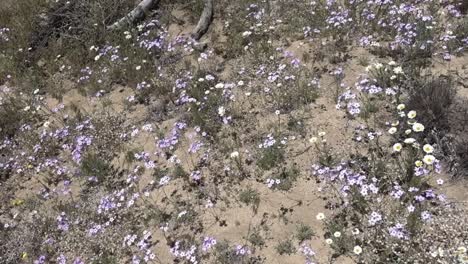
(108, 0, 160, 30)
(191, 0, 214, 40)
(109, 0, 213, 40)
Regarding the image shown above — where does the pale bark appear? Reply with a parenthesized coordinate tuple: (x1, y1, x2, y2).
(108, 0, 160, 30)
(191, 0, 214, 40)
(110, 0, 214, 40)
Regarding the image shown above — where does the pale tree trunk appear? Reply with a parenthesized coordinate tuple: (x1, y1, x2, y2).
(191, 0, 214, 41)
(108, 0, 160, 30)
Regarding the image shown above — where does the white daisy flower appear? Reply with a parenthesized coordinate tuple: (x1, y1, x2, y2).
(393, 66, 404, 74)
(353, 245, 363, 255)
(352, 228, 360, 235)
(316, 213, 325, 220)
(218, 106, 226, 117)
(423, 155, 436, 165)
(412, 123, 425, 132)
(230, 151, 239, 159)
(393, 143, 403, 152)
(423, 144, 434, 154)
(407, 110, 417, 119)
(242, 31, 252, 37)
(388, 127, 397, 134)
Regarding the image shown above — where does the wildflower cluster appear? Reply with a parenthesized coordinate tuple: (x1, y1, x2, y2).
(0, 0, 467, 264)
(312, 102, 463, 262)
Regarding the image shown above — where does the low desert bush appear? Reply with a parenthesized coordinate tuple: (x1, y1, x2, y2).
(407, 76, 456, 133)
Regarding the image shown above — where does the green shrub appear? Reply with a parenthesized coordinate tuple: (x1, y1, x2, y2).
(275, 239, 295, 255)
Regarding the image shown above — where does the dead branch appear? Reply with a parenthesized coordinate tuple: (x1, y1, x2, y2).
(108, 0, 160, 30)
(191, 0, 214, 41)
